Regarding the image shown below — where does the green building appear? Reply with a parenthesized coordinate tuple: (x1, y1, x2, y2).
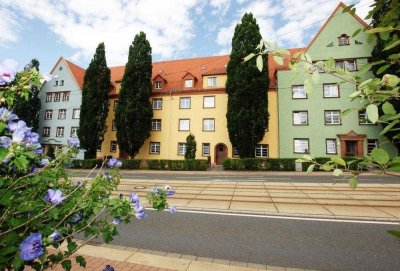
(277, 3, 398, 158)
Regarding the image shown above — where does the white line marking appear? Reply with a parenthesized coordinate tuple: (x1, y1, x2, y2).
(247, 179, 266, 181)
(175, 209, 399, 225)
(264, 177, 292, 180)
(176, 177, 208, 179)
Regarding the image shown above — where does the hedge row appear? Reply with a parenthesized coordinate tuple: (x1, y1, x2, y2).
(301, 157, 363, 171)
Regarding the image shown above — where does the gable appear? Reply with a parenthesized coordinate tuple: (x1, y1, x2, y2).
(306, 3, 374, 60)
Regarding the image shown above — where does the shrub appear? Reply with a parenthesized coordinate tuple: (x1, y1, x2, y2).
(120, 159, 141, 170)
(146, 159, 169, 170)
(223, 158, 296, 171)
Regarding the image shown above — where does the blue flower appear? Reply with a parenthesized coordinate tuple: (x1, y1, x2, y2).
(129, 192, 139, 204)
(24, 131, 39, 144)
(168, 206, 177, 214)
(0, 107, 18, 122)
(71, 213, 82, 224)
(44, 189, 66, 205)
(7, 120, 27, 132)
(49, 231, 62, 241)
(164, 185, 175, 196)
(135, 211, 148, 220)
(30, 166, 38, 173)
(67, 137, 80, 148)
(112, 217, 122, 225)
(19, 233, 43, 261)
(103, 265, 115, 271)
(134, 204, 147, 220)
(40, 158, 49, 166)
(107, 158, 122, 168)
(0, 136, 11, 148)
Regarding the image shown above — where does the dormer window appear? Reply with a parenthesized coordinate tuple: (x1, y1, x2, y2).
(338, 34, 349, 46)
(184, 79, 193, 88)
(154, 81, 162, 89)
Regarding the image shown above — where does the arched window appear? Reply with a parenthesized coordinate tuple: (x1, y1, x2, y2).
(338, 34, 350, 46)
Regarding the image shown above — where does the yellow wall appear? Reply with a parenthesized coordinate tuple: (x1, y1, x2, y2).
(98, 75, 279, 161)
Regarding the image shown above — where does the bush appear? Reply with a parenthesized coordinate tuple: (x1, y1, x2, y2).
(69, 159, 103, 169)
(168, 159, 208, 171)
(147, 159, 169, 170)
(120, 159, 141, 170)
(223, 158, 296, 171)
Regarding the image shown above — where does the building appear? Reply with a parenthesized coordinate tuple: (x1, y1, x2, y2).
(97, 55, 280, 164)
(38, 57, 85, 159)
(277, 2, 398, 158)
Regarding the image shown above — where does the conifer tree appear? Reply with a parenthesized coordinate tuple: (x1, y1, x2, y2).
(226, 13, 269, 158)
(185, 133, 197, 160)
(14, 59, 41, 131)
(78, 43, 111, 159)
(115, 32, 153, 158)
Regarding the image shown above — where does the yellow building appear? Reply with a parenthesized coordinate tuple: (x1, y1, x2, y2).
(97, 55, 279, 164)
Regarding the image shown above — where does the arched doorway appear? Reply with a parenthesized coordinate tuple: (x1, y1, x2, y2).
(214, 143, 228, 165)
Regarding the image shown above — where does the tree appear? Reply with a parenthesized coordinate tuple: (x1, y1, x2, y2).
(185, 133, 197, 159)
(78, 43, 111, 159)
(115, 32, 153, 158)
(226, 13, 269, 158)
(13, 59, 41, 131)
(370, 0, 400, 152)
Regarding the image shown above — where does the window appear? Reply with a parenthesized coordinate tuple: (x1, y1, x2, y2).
(42, 127, 50, 137)
(255, 144, 269, 158)
(152, 98, 162, 110)
(292, 111, 308, 125)
(203, 96, 215, 108)
(56, 127, 64, 137)
(184, 79, 193, 88)
(58, 109, 66, 119)
(325, 110, 341, 125)
(326, 139, 337, 154)
(179, 119, 190, 131)
(54, 93, 61, 102)
(232, 147, 240, 158)
(207, 77, 217, 87)
(45, 110, 53, 120)
(294, 139, 309, 153)
(45, 93, 52, 102)
(110, 141, 117, 153)
(112, 120, 116, 131)
(178, 143, 186, 155)
(70, 127, 79, 137)
(54, 81, 58, 86)
(202, 118, 215, 131)
(323, 84, 339, 98)
(292, 85, 306, 99)
(149, 142, 160, 154)
(335, 59, 357, 71)
(367, 139, 378, 155)
(179, 97, 191, 109)
(338, 34, 350, 46)
(60, 80, 64, 86)
(154, 81, 162, 89)
(202, 143, 210, 156)
(72, 108, 80, 119)
(151, 119, 161, 131)
(62, 92, 70, 101)
(358, 110, 374, 125)
(113, 100, 119, 111)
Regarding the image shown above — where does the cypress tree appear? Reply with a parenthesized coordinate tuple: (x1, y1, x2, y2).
(14, 59, 41, 131)
(185, 133, 197, 160)
(115, 32, 153, 158)
(78, 43, 111, 159)
(226, 13, 269, 158)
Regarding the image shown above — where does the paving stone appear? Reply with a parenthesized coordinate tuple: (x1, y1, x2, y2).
(126, 252, 191, 271)
(266, 265, 286, 271)
(197, 256, 214, 263)
(230, 260, 248, 267)
(213, 259, 231, 265)
(247, 262, 267, 270)
(181, 254, 198, 260)
(166, 252, 182, 258)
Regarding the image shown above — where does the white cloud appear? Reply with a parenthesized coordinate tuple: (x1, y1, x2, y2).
(0, 8, 21, 47)
(0, 59, 19, 74)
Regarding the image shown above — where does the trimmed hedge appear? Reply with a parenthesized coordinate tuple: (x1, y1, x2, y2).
(70, 159, 103, 169)
(223, 158, 296, 171)
(120, 159, 141, 170)
(146, 159, 208, 171)
(146, 159, 169, 170)
(301, 157, 363, 171)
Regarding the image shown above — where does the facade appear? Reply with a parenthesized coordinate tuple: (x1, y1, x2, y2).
(38, 57, 85, 159)
(98, 55, 279, 164)
(277, 3, 398, 158)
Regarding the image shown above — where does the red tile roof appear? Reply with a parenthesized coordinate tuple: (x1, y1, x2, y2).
(64, 59, 85, 89)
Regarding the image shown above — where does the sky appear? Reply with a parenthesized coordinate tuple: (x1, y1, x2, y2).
(0, 0, 374, 74)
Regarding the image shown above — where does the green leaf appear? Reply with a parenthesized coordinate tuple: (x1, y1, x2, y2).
(341, 108, 356, 117)
(366, 104, 379, 123)
(352, 28, 361, 37)
(357, 63, 372, 75)
(371, 148, 390, 164)
(382, 74, 400, 87)
(0, 148, 8, 163)
(243, 53, 255, 62)
(61, 260, 72, 271)
(321, 164, 333, 171)
(0, 122, 6, 133)
(382, 102, 396, 115)
(306, 164, 315, 174)
(333, 168, 343, 176)
(0, 246, 18, 256)
(383, 39, 400, 51)
(387, 166, 400, 172)
(256, 55, 263, 72)
(331, 156, 346, 167)
(376, 64, 390, 74)
(380, 120, 399, 135)
(13, 258, 25, 271)
(388, 230, 400, 239)
(13, 155, 29, 171)
(75, 256, 86, 267)
(379, 31, 390, 41)
(67, 241, 77, 253)
(311, 71, 320, 83)
(304, 78, 313, 94)
(273, 55, 283, 65)
(366, 27, 394, 34)
(349, 176, 358, 189)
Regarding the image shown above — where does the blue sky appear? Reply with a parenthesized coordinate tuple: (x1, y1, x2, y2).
(0, 0, 372, 74)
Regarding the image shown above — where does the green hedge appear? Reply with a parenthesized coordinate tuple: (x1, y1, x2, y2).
(70, 159, 103, 169)
(146, 159, 169, 170)
(223, 158, 296, 171)
(120, 159, 141, 170)
(146, 159, 208, 171)
(301, 157, 363, 171)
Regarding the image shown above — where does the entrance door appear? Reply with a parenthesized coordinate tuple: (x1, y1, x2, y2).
(215, 143, 227, 165)
(345, 141, 358, 156)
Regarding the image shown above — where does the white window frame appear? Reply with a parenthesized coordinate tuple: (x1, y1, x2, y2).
(367, 139, 378, 155)
(42, 127, 50, 137)
(292, 85, 306, 99)
(179, 97, 191, 109)
(326, 139, 337, 154)
(255, 144, 269, 158)
(70, 127, 79, 137)
(151, 119, 161, 131)
(325, 110, 341, 125)
(110, 141, 117, 153)
(294, 139, 309, 154)
(347, 59, 357, 71)
(184, 79, 193, 88)
(45, 93, 52, 102)
(154, 81, 162, 89)
(203, 96, 215, 108)
(72, 108, 80, 119)
(54, 80, 58, 87)
(207, 77, 217, 87)
(45, 110, 53, 120)
(202, 118, 215, 131)
(323, 84, 339, 98)
(179, 119, 190, 131)
(202, 143, 210, 156)
(292, 111, 308, 125)
(178, 143, 186, 156)
(338, 34, 349, 46)
(358, 111, 374, 125)
(62, 91, 70, 101)
(150, 142, 160, 154)
(56, 127, 64, 137)
(60, 80, 64, 86)
(54, 93, 61, 102)
(152, 98, 162, 110)
(58, 109, 66, 120)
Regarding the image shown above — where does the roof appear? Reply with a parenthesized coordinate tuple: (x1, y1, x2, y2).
(49, 57, 86, 89)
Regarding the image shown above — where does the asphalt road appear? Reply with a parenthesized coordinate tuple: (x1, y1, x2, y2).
(70, 170, 400, 183)
(102, 211, 400, 271)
